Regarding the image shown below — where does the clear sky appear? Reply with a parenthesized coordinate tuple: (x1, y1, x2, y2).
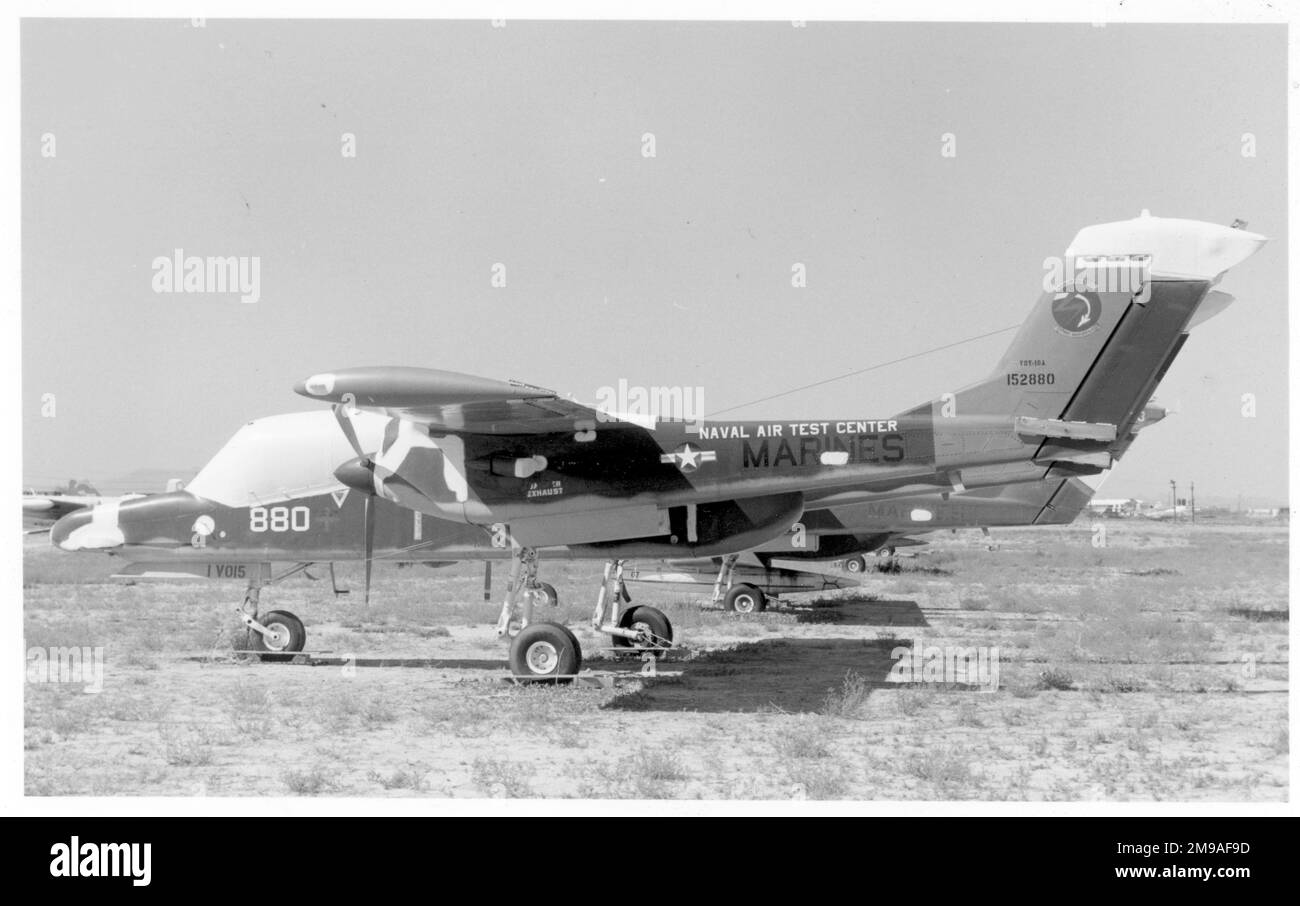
(22, 19, 1287, 505)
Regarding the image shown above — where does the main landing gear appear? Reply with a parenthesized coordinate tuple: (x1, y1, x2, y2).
(237, 563, 311, 653)
(594, 559, 673, 660)
(231, 552, 674, 681)
(508, 622, 581, 679)
(494, 548, 674, 681)
(711, 553, 768, 614)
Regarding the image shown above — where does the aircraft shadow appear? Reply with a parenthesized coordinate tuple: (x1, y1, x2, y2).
(604, 637, 906, 714)
(779, 596, 930, 628)
(202, 653, 510, 671)
(210, 651, 669, 676)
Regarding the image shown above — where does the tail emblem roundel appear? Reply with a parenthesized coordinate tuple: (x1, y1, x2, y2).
(1051, 291, 1102, 337)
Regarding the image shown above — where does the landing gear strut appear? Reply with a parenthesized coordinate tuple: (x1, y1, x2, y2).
(495, 546, 580, 681)
(708, 553, 766, 613)
(710, 553, 739, 606)
(494, 546, 546, 638)
(237, 562, 310, 653)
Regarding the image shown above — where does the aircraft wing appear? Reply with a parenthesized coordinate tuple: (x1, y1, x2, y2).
(23, 492, 142, 534)
(294, 366, 636, 435)
(23, 494, 107, 518)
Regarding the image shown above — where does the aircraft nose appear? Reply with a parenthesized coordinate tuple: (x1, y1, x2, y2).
(51, 492, 212, 552)
(49, 506, 120, 551)
(49, 509, 86, 548)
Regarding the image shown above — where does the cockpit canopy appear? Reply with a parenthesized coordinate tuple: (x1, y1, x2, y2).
(185, 410, 388, 507)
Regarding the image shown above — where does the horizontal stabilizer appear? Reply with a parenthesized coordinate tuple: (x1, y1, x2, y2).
(1033, 450, 1112, 469)
(1014, 417, 1117, 442)
(1066, 214, 1266, 282)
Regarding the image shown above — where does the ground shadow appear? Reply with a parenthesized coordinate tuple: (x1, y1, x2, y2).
(188, 653, 511, 671)
(193, 651, 673, 676)
(1226, 607, 1289, 622)
(780, 596, 930, 627)
(604, 637, 905, 713)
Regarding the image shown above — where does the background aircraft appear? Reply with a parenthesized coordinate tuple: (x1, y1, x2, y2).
(23, 477, 189, 534)
(628, 396, 1161, 607)
(22, 480, 143, 534)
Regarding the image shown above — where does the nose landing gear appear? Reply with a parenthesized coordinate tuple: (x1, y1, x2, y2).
(236, 563, 310, 653)
(252, 610, 306, 652)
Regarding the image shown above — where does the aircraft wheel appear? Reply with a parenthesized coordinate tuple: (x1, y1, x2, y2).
(536, 582, 559, 608)
(252, 610, 306, 652)
(844, 555, 867, 573)
(508, 621, 582, 681)
(613, 605, 673, 656)
(724, 584, 766, 614)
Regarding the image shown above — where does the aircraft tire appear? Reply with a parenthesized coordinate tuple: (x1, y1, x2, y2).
(724, 584, 767, 614)
(252, 610, 306, 653)
(508, 621, 582, 681)
(613, 605, 673, 656)
(844, 555, 867, 573)
(536, 582, 559, 608)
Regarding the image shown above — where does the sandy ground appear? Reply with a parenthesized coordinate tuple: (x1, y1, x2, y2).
(23, 520, 1289, 800)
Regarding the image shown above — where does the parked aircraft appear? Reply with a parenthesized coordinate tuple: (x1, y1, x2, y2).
(23, 481, 143, 534)
(50, 214, 1266, 678)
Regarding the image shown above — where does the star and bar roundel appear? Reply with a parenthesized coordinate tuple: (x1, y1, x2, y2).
(660, 442, 717, 472)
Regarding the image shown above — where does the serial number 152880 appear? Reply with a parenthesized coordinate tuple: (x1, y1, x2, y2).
(1006, 372, 1056, 386)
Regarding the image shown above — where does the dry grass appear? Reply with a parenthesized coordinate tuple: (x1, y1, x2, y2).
(22, 520, 1289, 800)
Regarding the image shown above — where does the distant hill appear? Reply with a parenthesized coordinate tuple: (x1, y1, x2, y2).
(23, 468, 201, 496)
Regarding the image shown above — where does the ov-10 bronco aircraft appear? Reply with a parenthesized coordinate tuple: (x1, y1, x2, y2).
(51, 214, 1266, 679)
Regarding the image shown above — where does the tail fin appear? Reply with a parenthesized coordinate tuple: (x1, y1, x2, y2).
(914, 213, 1266, 478)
